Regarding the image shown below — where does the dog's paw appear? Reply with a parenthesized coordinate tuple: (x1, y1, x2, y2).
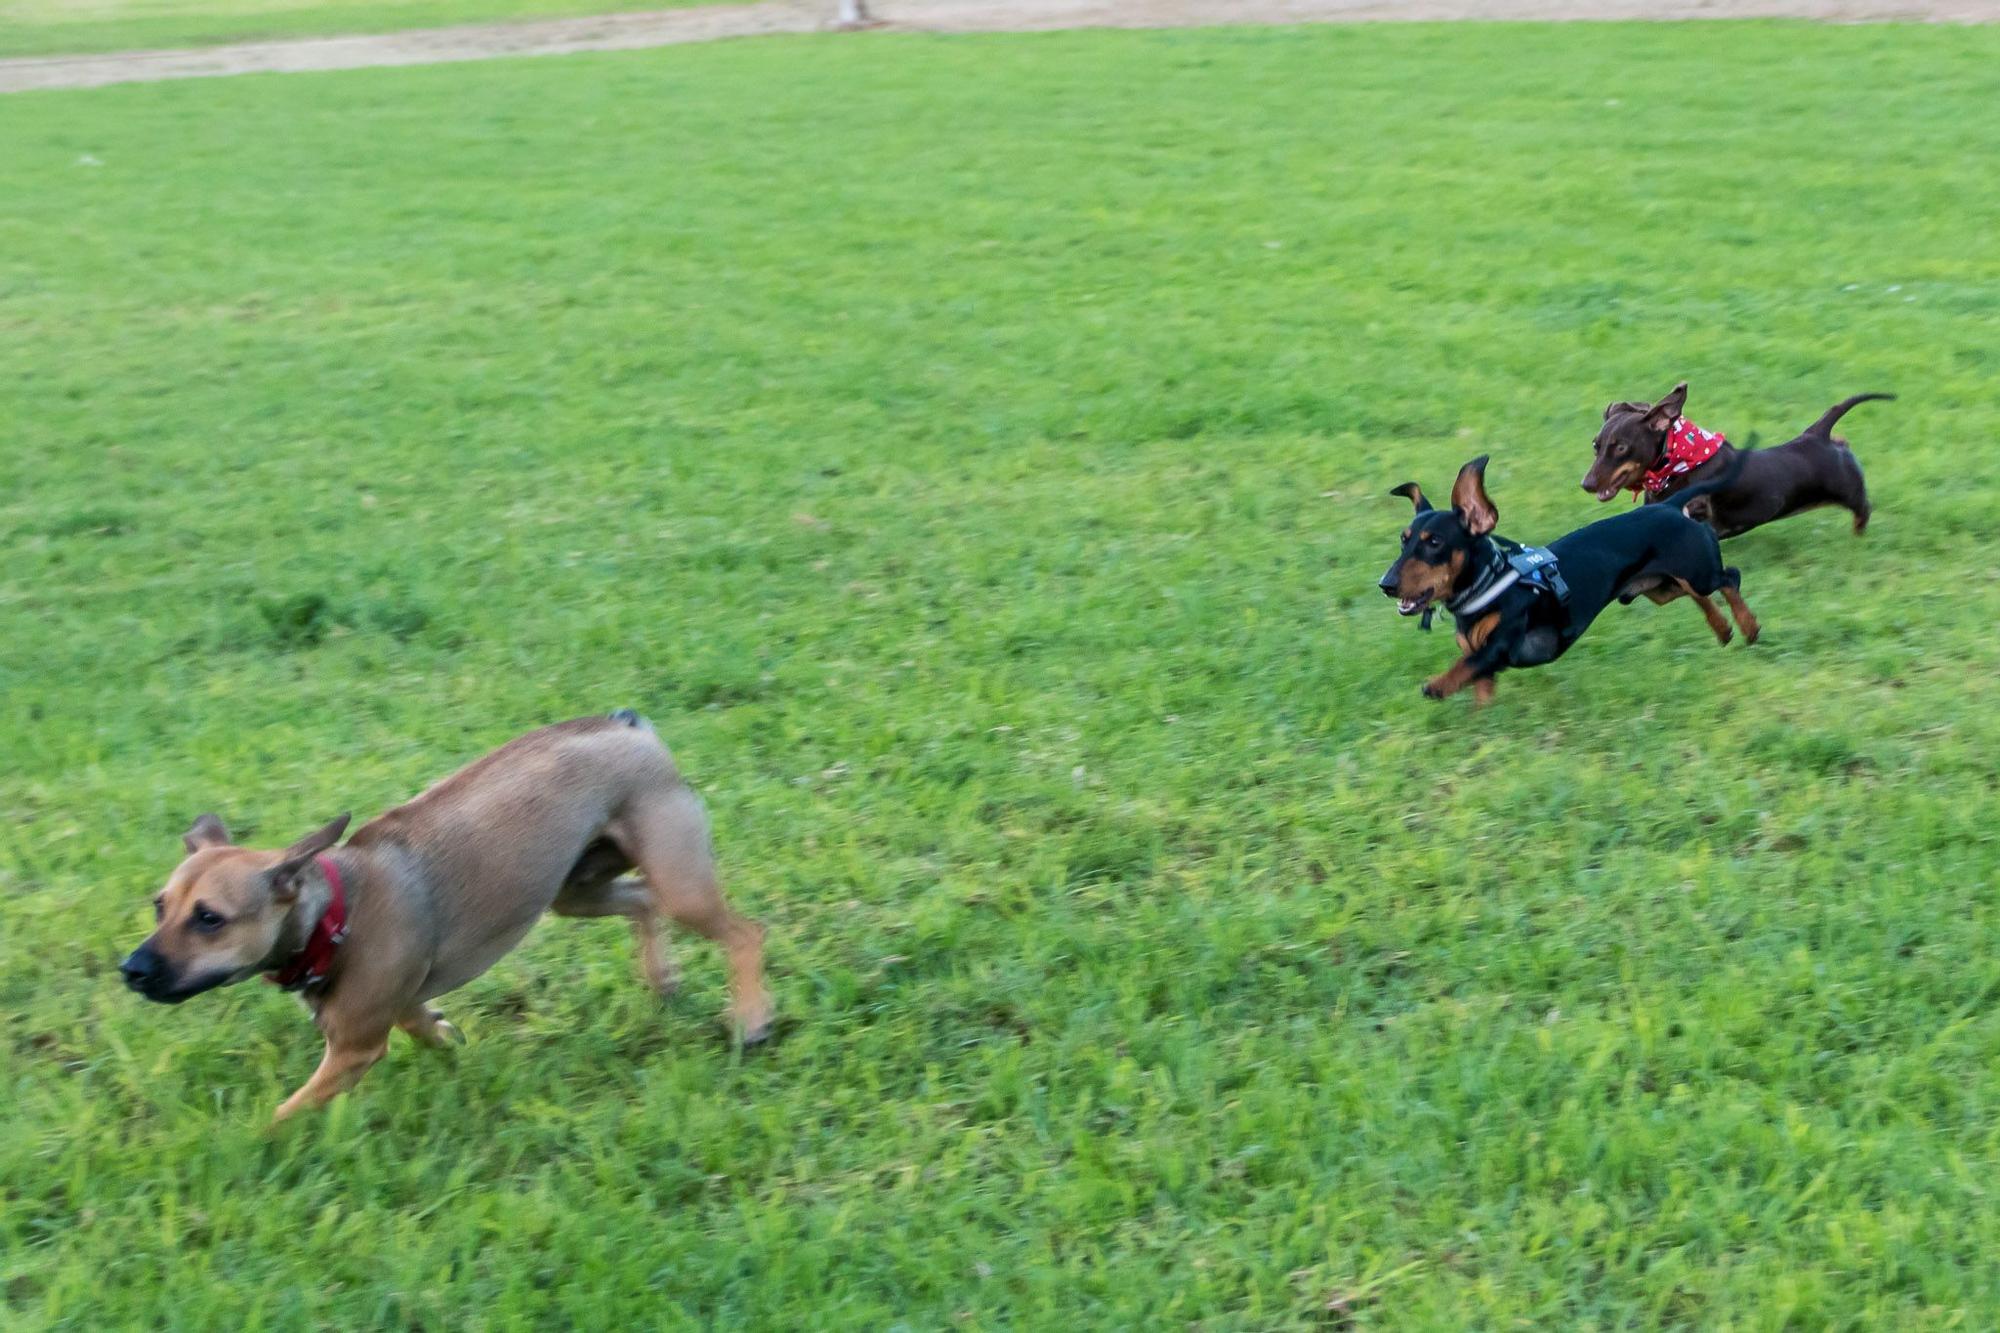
(732, 1001, 776, 1047)
(1422, 678, 1449, 700)
(400, 1010, 466, 1049)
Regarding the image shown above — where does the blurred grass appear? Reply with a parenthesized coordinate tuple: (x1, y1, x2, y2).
(0, 0, 712, 59)
(3, 20, 2000, 1329)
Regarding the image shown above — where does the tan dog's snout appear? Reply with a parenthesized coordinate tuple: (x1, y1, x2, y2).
(118, 941, 172, 998)
(117, 926, 255, 1005)
(118, 933, 248, 1004)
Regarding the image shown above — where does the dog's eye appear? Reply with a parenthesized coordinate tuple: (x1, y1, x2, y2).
(153, 897, 164, 922)
(190, 904, 225, 933)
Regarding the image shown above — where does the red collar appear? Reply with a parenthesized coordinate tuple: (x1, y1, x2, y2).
(265, 855, 349, 991)
(1638, 416, 1727, 496)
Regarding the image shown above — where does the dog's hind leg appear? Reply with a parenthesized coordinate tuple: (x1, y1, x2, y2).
(1832, 451, 1871, 534)
(1716, 567, 1760, 644)
(1672, 578, 1734, 645)
(608, 788, 773, 1043)
(398, 1003, 465, 1048)
(552, 873, 678, 998)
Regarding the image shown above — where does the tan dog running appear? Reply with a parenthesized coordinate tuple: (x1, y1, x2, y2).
(117, 710, 772, 1121)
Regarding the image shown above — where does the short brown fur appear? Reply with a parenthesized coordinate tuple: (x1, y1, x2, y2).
(1581, 382, 1890, 538)
(1453, 611, 1504, 706)
(1391, 547, 1464, 612)
(1720, 585, 1761, 643)
(119, 715, 773, 1122)
(1673, 577, 1735, 645)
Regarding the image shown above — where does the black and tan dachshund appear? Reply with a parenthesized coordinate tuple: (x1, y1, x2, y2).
(1379, 455, 1758, 705)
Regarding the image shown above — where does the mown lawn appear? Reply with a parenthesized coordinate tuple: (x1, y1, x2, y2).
(4, 21, 1999, 1330)
(0, 0, 710, 60)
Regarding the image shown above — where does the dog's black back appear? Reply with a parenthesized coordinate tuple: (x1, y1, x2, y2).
(1545, 503, 1732, 645)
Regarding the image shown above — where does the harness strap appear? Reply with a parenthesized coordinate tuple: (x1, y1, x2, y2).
(1449, 567, 1519, 617)
(1444, 538, 1516, 619)
(1443, 539, 1568, 622)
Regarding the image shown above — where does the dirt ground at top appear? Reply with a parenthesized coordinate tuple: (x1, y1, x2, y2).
(1, 0, 1994, 93)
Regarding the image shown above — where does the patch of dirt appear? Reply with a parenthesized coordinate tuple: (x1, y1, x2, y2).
(1, 0, 1994, 93)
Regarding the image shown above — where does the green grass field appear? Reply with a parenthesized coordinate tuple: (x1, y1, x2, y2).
(0, 0, 707, 59)
(4, 21, 2000, 1329)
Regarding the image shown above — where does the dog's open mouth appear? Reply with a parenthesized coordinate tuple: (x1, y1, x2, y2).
(1592, 469, 1637, 503)
(1396, 591, 1435, 617)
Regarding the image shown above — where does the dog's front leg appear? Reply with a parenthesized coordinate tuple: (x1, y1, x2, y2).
(1424, 657, 1476, 699)
(1428, 614, 1505, 701)
(273, 1031, 389, 1122)
(1424, 659, 1500, 702)
(1452, 615, 1502, 707)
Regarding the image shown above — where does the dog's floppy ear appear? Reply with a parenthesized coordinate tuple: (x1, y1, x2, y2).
(183, 813, 232, 854)
(1642, 382, 1689, 433)
(1450, 455, 1497, 537)
(267, 813, 351, 902)
(1389, 482, 1433, 514)
(1603, 399, 1650, 421)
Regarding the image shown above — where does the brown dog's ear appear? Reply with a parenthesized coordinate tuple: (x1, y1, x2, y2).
(1450, 455, 1497, 537)
(267, 813, 352, 901)
(1642, 382, 1689, 433)
(1389, 482, 1433, 513)
(183, 813, 232, 854)
(1603, 399, 1650, 421)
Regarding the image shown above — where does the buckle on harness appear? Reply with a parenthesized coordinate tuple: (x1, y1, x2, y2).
(1508, 546, 1569, 605)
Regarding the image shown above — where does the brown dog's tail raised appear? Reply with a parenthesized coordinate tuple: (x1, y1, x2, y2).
(1806, 392, 1894, 440)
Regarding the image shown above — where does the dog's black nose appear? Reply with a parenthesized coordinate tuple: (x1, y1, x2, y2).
(119, 945, 162, 991)
(1378, 569, 1400, 594)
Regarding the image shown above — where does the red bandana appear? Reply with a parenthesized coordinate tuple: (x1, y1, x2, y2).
(265, 855, 348, 990)
(1638, 416, 1726, 496)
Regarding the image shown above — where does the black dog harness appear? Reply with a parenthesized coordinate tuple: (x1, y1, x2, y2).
(1422, 537, 1569, 630)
